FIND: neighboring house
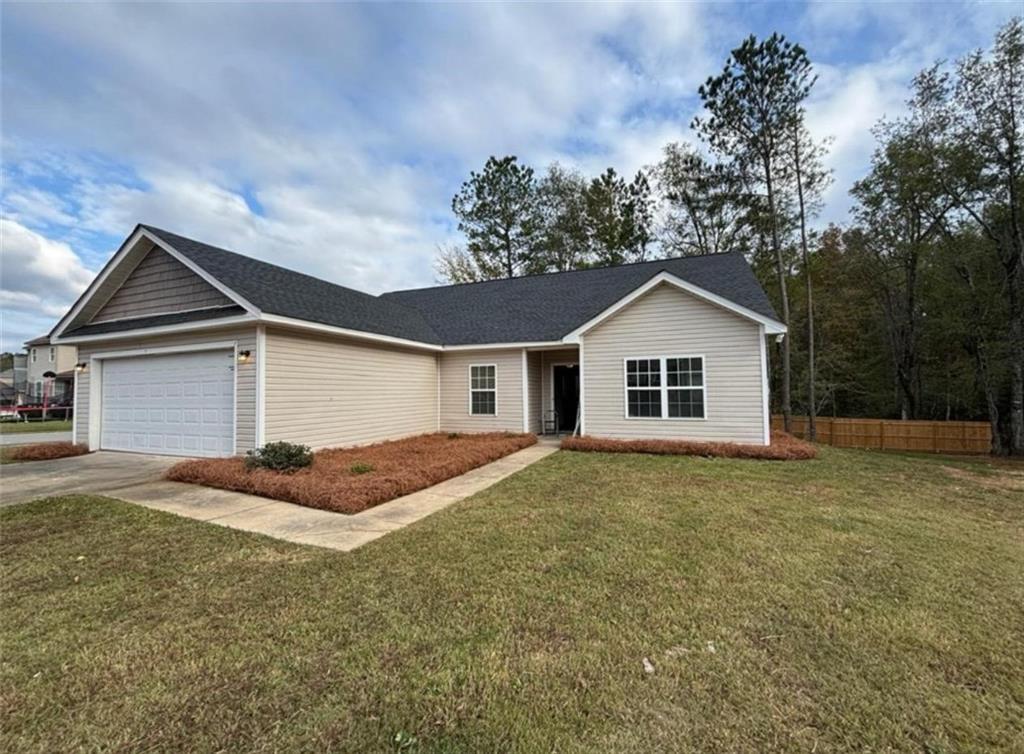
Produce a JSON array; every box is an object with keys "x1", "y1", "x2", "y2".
[
  {"x1": 0, "y1": 353, "x2": 28, "y2": 404},
  {"x1": 24, "y1": 335, "x2": 77, "y2": 402},
  {"x1": 49, "y1": 224, "x2": 786, "y2": 458}
]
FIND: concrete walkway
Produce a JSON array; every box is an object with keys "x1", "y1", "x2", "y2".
[
  {"x1": 3, "y1": 441, "x2": 559, "y2": 549},
  {"x1": 114, "y1": 443, "x2": 558, "y2": 550},
  {"x1": 0, "y1": 431, "x2": 73, "y2": 446}
]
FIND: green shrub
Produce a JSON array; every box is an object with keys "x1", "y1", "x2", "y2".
[
  {"x1": 349, "y1": 462, "x2": 374, "y2": 475},
  {"x1": 245, "y1": 441, "x2": 313, "y2": 472},
  {"x1": 447, "y1": 432, "x2": 460, "y2": 439}
]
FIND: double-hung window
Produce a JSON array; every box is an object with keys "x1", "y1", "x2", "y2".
[
  {"x1": 469, "y1": 364, "x2": 497, "y2": 415},
  {"x1": 625, "y1": 358, "x2": 662, "y2": 417},
  {"x1": 625, "y1": 356, "x2": 705, "y2": 419},
  {"x1": 48, "y1": 347, "x2": 55, "y2": 363}
]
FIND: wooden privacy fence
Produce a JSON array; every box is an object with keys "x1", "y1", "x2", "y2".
[{"x1": 771, "y1": 416, "x2": 991, "y2": 454}]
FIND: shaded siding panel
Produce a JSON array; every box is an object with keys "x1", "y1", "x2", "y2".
[
  {"x1": 438, "y1": 350, "x2": 523, "y2": 433},
  {"x1": 527, "y1": 351, "x2": 542, "y2": 434},
  {"x1": 583, "y1": 283, "x2": 765, "y2": 444},
  {"x1": 264, "y1": 329, "x2": 437, "y2": 449},
  {"x1": 91, "y1": 247, "x2": 232, "y2": 323},
  {"x1": 74, "y1": 327, "x2": 258, "y2": 452}
]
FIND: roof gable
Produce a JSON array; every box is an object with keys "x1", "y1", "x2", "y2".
[{"x1": 91, "y1": 246, "x2": 232, "y2": 323}]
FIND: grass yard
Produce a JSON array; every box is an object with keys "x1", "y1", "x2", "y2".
[
  {"x1": 2, "y1": 447, "x2": 1022, "y2": 752},
  {"x1": 0, "y1": 419, "x2": 72, "y2": 435}
]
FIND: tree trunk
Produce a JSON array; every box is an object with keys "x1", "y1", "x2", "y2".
[
  {"x1": 1008, "y1": 273, "x2": 1024, "y2": 454},
  {"x1": 793, "y1": 129, "x2": 816, "y2": 440},
  {"x1": 764, "y1": 165, "x2": 792, "y2": 432}
]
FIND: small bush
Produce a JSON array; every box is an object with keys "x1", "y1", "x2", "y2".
[
  {"x1": 349, "y1": 462, "x2": 374, "y2": 475},
  {"x1": 244, "y1": 442, "x2": 313, "y2": 472},
  {"x1": 447, "y1": 432, "x2": 460, "y2": 440},
  {"x1": 8, "y1": 442, "x2": 90, "y2": 462},
  {"x1": 561, "y1": 432, "x2": 817, "y2": 461}
]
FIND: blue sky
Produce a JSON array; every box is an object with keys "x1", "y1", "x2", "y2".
[{"x1": 1, "y1": 1, "x2": 1019, "y2": 351}]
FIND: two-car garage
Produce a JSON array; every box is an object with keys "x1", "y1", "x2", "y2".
[{"x1": 98, "y1": 349, "x2": 236, "y2": 457}]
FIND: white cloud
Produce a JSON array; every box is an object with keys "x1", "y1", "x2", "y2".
[{"x1": 0, "y1": 219, "x2": 95, "y2": 349}]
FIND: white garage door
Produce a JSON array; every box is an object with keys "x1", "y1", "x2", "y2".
[{"x1": 101, "y1": 349, "x2": 235, "y2": 457}]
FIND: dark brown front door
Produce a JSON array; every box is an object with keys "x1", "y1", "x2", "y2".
[{"x1": 553, "y1": 364, "x2": 580, "y2": 433}]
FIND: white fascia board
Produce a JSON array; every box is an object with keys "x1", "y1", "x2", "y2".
[
  {"x1": 51, "y1": 226, "x2": 261, "y2": 339},
  {"x1": 51, "y1": 315, "x2": 258, "y2": 344},
  {"x1": 442, "y1": 340, "x2": 566, "y2": 352},
  {"x1": 258, "y1": 314, "x2": 443, "y2": 352},
  {"x1": 561, "y1": 271, "x2": 787, "y2": 342}
]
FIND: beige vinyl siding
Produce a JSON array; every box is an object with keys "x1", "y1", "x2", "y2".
[
  {"x1": 438, "y1": 349, "x2": 524, "y2": 433},
  {"x1": 526, "y1": 351, "x2": 542, "y2": 433},
  {"x1": 583, "y1": 283, "x2": 766, "y2": 444},
  {"x1": 74, "y1": 326, "x2": 258, "y2": 452},
  {"x1": 91, "y1": 247, "x2": 232, "y2": 323},
  {"x1": 263, "y1": 328, "x2": 437, "y2": 450},
  {"x1": 539, "y1": 348, "x2": 579, "y2": 427}
]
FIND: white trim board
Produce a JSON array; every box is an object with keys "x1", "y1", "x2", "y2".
[
  {"x1": 759, "y1": 325, "x2": 771, "y2": 446},
  {"x1": 562, "y1": 272, "x2": 787, "y2": 341},
  {"x1": 52, "y1": 315, "x2": 257, "y2": 345}
]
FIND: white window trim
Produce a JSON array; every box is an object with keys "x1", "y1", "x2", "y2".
[
  {"x1": 31, "y1": 348, "x2": 37, "y2": 363},
  {"x1": 468, "y1": 363, "x2": 498, "y2": 416},
  {"x1": 623, "y1": 355, "x2": 708, "y2": 421},
  {"x1": 48, "y1": 347, "x2": 55, "y2": 363}
]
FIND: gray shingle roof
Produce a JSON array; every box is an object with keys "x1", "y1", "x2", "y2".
[
  {"x1": 382, "y1": 253, "x2": 779, "y2": 345},
  {"x1": 142, "y1": 226, "x2": 443, "y2": 344},
  {"x1": 139, "y1": 225, "x2": 778, "y2": 346}
]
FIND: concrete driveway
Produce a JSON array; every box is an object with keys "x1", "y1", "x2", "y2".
[{"x1": 0, "y1": 451, "x2": 182, "y2": 507}]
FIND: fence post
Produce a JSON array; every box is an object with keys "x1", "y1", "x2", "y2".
[{"x1": 880, "y1": 421, "x2": 886, "y2": 451}]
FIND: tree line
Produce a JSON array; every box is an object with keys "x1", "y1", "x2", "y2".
[{"x1": 439, "y1": 19, "x2": 1023, "y2": 455}]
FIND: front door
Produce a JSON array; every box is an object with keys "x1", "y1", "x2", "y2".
[{"x1": 553, "y1": 364, "x2": 580, "y2": 433}]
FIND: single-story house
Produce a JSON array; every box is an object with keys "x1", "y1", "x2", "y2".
[{"x1": 49, "y1": 224, "x2": 786, "y2": 457}]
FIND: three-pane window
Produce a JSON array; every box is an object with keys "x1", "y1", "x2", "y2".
[
  {"x1": 469, "y1": 364, "x2": 497, "y2": 415},
  {"x1": 625, "y1": 356, "x2": 705, "y2": 419}
]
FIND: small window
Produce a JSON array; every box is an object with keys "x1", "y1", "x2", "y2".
[
  {"x1": 625, "y1": 356, "x2": 705, "y2": 419},
  {"x1": 469, "y1": 364, "x2": 496, "y2": 415},
  {"x1": 31, "y1": 348, "x2": 37, "y2": 363},
  {"x1": 48, "y1": 347, "x2": 55, "y2": 362}
]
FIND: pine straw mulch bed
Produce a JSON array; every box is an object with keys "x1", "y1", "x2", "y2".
[
  {"x1": 166, "y1": 432, "x2": 538, "y2": 515},
  {"x1": 5, "y1": 442, "x2": 90, "y2": 462},
  {"x1": 561, "y1": 432, "x2": 817, "y2": 460}
]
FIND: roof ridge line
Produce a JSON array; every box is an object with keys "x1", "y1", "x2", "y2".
[{"x1": 381, "y1": 251, "x2": 742, "y2": 296}]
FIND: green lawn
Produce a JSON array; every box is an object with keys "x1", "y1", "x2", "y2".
[
  {"x1": 2, "y1": 448, "x2": 1022, "y2": 752},
  {"x1": 0, "y1": 419, "x2": 72, "y2": 435}
]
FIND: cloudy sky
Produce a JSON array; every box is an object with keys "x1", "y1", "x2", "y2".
[{"x1": 1, "y1": 1, "x2": 1018, "y2": 351}]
